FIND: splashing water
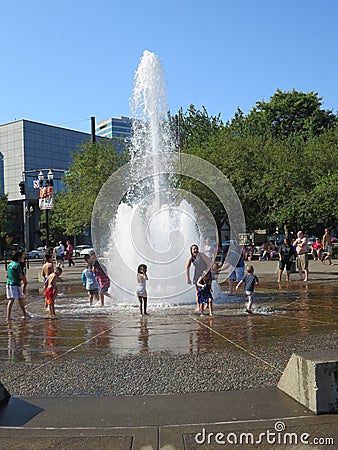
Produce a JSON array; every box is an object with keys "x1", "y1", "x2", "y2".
[{"x1": 92, "y1": 50, "x2": 217, "y2": 306}]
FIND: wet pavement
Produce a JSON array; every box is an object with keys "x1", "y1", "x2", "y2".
[
  {"x1": 0, "y1": 261, "x2": 336, "y2": 363},
  {"x1": 0, "y1": 259, "x2": 337, "y2": 448}
]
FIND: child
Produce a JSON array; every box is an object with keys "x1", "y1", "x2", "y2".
[
  {"x1": 6, "y1": 251, "x2": 30, "y2": 321},
  {"x1": 42, "y1": 253, "x2": 55, "y2": 308},
  {"x1": 19, "y1": 250, "x2": 28, "y2": 297},
  {"x1": 82, "y1": 263, "x2": 99, "y2": 305},
  {"x1": 196, "y1": 269, "x2": 213, "y2": 316},
  {"x1": 136, "y1": 264, "x2": 148, "y2": 316},
  {"x1": 92, "y1": 261, "x2": 111, "y2": 307},
  {"x1": 236, "y1": 265, "x2": 258, "y2": 314},
  {"x1": 45, "y1": 267, "x2": 62, "y2": 317}
]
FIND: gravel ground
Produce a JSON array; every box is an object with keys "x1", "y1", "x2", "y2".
[{"x1": 1, "y1": 330, "x2": 336, "y2": 397}]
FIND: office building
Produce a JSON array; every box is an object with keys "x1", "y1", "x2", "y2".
[
  {"x1": 0, "y1": 119, "x2": 93, "y2": 249},
  {"x1": 96, "y1": 116, "x2": 132, "y2": 151}
]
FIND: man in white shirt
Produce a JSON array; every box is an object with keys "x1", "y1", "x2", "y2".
[{"x1": 294, "y1": 231, "x2": 309, "y2": 281}]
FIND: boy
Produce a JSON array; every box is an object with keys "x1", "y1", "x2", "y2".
[
  {"x1": 6, "y1": 251, "x2": 30, "y2": 321},
  {"x1": 235, "y1": 265, "x2": 259, "y2": 314},
  {"x1": 42, "y1": 253, "x2": 55, "y2": 308},
  {"x1": 45, "y1": 267, "x2": 62, "y2": 317},
  {"x1": 82, "y1": 262, "x2": 99, "y2": 305}
]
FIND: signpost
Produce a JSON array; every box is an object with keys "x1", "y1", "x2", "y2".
[{"x1": 20, "y1": 169, "x2": 64, "y2": 249}]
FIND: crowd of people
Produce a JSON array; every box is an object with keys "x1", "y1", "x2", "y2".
[
  {"x1": 4, "y1": 228, "x2": 336, "y2": 321},
  {"x1": 4, "y1": 239, "x2": 112, "y2": 321}
]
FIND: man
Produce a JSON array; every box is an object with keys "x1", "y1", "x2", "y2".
[
  {"x1": 294, "y1": 231, "x2": 309, "y2": 281},
  {"x1": 321, "y1": 228, "x2": 333, "y2": 265},
  {"x1": 53, "y1": 242, "x2": 62, "y2": 267}
]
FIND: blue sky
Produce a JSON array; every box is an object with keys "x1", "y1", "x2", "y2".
[{"x1": 1, "y1": 0, "x2": 337, "y2": 133}]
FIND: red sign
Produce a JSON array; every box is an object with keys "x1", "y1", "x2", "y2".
[{"x1": 39, "y1": 186, "x2": 54, "y2": 209}]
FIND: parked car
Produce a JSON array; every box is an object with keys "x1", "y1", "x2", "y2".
[
  {"x1": 79, "y1": 247, "x2": 95, "y2": 257},
  {"x1": 75, "y1": 245, "x2": 91, "y2": 257},
  {"x1": 27, "y1": 247, "x2": 45, "y2": 259}
]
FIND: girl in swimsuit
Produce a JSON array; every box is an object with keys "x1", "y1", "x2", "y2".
[{"x1": 136, "y1": 264, "x2": 148, "y2": 316}]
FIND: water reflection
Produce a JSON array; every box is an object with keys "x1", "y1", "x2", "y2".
[
  {"x1": 44, "y1": 319, "x2": 58, "y2": 357},
  {"x1": 194, "y1": 317, "x2": 215, "y2": 352},
  {"x1": 0, "y1": 279, "x2": 337, "y2": 363},
  {"x1": 138, "y1": 318, "x2": 149, "y2": 352},
  {"x1": 7, "y1": 321, "x2": 28, "y2": 363}
]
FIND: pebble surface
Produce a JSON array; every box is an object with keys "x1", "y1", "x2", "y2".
[{"x1": 1, "y1": 331, "x2": 335, "y2": 397}]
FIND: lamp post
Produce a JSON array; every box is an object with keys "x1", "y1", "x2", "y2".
[
  {"x1": 38, "y1": 170, "x2": 54, "y2": 248},
  {"x1": 21, "y1": 168, "x2": 63, "y2": 250},
  {"x1": 25, "y1": 205, "x2": 34, "y2": 250}
]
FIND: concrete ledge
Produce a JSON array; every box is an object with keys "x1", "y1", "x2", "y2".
[
  {"x1": 0, "y1": 381, "x2": 10, "y2": 407},
  {"x1": 278, "y1": 350, "x2": 338, "y2": 414}
]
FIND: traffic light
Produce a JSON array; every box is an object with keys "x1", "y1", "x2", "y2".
[{"x1": 19, "y1": 181, "x2": 26, "y2": 195}]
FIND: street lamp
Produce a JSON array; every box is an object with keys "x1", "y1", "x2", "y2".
[
  {"x1": 47, "y1": 169, "x2": 54, "y2": 186},
  {"x1": 22, "y1": 168, "x2": 63, "y2": 250},
  {"x1": 38, "y1": 169, "x2": 54, "y2": 247},
  {"x1": 25, "y1": 205, "x2": 34, "y2": 262},
  {"x1": 38, "y1": 171, "x2": 44, "y2": 187}
]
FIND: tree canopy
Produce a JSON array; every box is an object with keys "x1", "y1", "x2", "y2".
[
  {"x1": 229, "y1": 89, "x2": 337, "y2": 140},
  {"x1": 172, "y1": 90, "x2": 338, "y2": 237}
]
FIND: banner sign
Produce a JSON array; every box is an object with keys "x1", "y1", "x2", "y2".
[{"x1": 39, "y1": 186, "x2": 54, "y2": 210}]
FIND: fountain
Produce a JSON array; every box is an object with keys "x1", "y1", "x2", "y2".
[{"x1": 91, "y1": 50, "x2": 245, "y2": 306}]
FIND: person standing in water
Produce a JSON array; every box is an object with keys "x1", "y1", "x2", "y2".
[
  {"x1": 136, "y1": 264, "x2": 148, "y2": 316},
  {"x1": 45, "y1": 267, "x2": 62, "y2": 318},
  {"x1": 18, "y1": 250, "x2": 28, "y2": 297},
  {"x1": 82, "y1": 262, "x2": 99, "y2": 306},
  {"x1": 92, "y1": 260, "x2": 111, "y2": 307},
  {"x1": 6, "y1": 251, "x2": 30, "y2": 321},
  {"x1": 186, "y1": 244, "x2": 211, "y2": 307},
  {"x1": 294, "y1": 231, "x2": 309, "y2": 281},
  {"x1": 196, "y1": 269, "x2": 213, "y2": 316},
  {"x1": 236, "y1": 265, "x2": 259, "y2": 314},
  {"x1": 42, "y1": 253, "x2": 55, "y2": 309}
]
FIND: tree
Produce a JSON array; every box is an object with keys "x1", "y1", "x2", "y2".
[
  {"x1": 169, "y1": 105, "x2": 223, "y2": 149},
  {"x1": 229, "y1": 89, "x2": 337, "y2": 140},
  {"x1": 174, "y1": 105, "x2": 338, "y2": 238},
  {"x1": 52, "y1": 141, "x2": 128, "y2": 237},
  {"x1": 0, "y1": 194, "x2": 9, "y2": 253}
]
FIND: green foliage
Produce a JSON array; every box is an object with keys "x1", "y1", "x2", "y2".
[
  {"x1": 170, "y1": 105, "x2": 223, "y2": 149},
  {"x1": 229, "y1": 89, "x2": 337, "y2": 140},
  {"x1": 0, "y1": 194, "x2": 9, "y2": 237},
  {"x1": 172, "y1": 94, "x2": 338, "y2": 238},
  {"x1": 52, "y1": 141, "x2": 128, "y2": 237}
]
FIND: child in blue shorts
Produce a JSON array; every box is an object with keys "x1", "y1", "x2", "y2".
[{"x1": 235, "y1": 265, "x2": 259, "y2": 313}]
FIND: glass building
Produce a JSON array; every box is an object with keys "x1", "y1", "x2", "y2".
[
  {"x1": 96, "y1": 116, "x2": 132, "y2": 152},
  {"x1": 0, "y1": 119, "x2": 93, "y2": 249}
]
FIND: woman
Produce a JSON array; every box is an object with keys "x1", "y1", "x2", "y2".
[
  {"x1": 186, "y1": 244, "x2": 211, "y2": 307},
  {"x1": 277, "y1": 238, "x2": 295, "y2": 282},
  {"x1": 65, "y1": 240, "x2": 75, "y2": 267}
]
